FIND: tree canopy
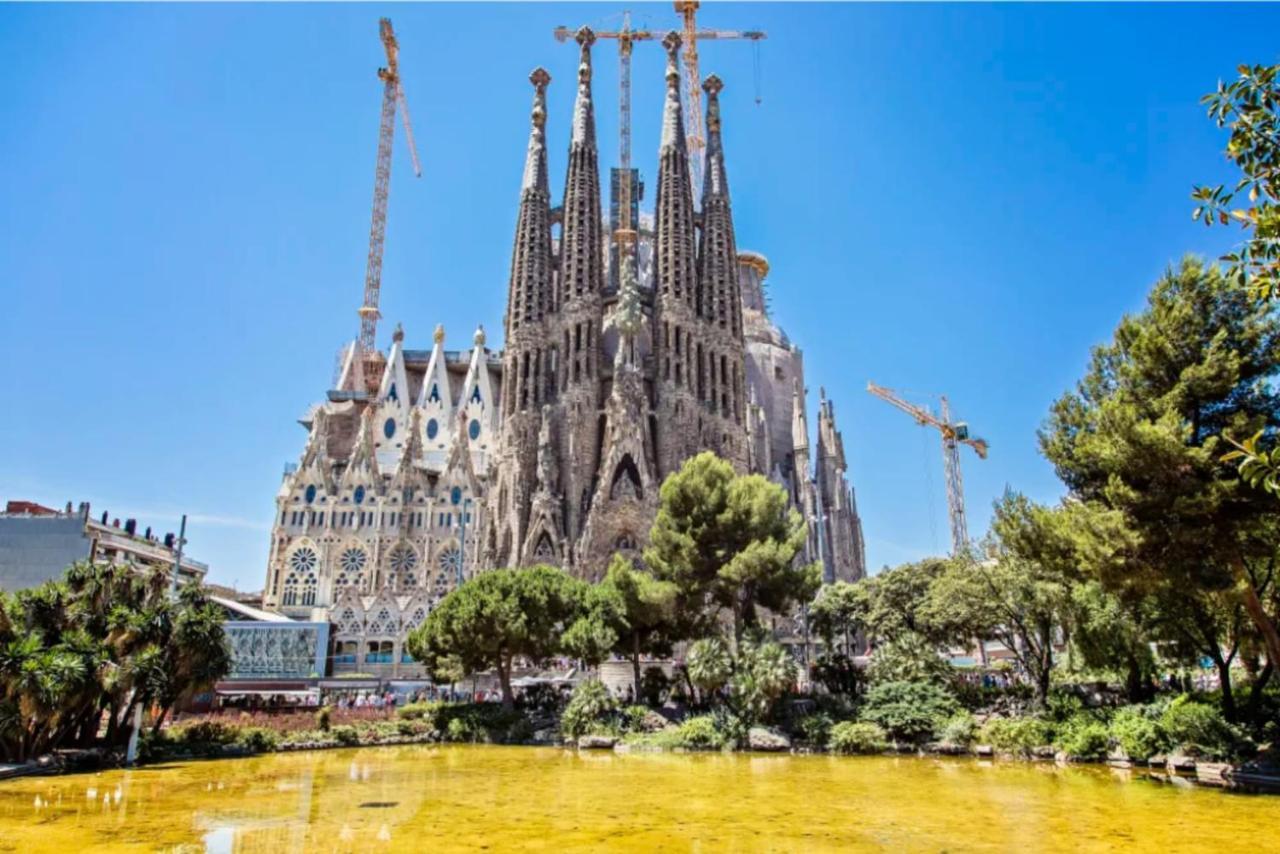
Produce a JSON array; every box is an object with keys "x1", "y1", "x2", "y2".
[
  {"x1": 644, "y1": 452, "x2": 819, "y2": 641},
  {"x1": 405, "y1": 565, "x2": 588, "y2": 708},
  {"x1": 1040, "y1": 256, "x2": 1280, "y2": 688}
]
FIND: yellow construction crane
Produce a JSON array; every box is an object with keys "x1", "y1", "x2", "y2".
[
  {"x1": 357, "y1": 18, "x2": 422, "y2": 388},
  {"x1": 554, "y1": 4, "x2": 764, "y2": 215},
  {"x1": 866, "y1": 381, "x2": 989, "y2": 557},
  {"x1": 674, "y1": 1, "x2": 766, "y2": 197}
]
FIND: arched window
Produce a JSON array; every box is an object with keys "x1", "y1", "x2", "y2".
[{"x1": 336, "y1": 547, "x2": 367, "y2": 588}]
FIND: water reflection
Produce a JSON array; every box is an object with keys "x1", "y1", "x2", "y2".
[{"x1": 0, "y1": 746, "x2": 1275, "y2": 852}]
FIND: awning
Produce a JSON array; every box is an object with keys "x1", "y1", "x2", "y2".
[{"x1": 216, "y1": 689, "x2": 318, "y2": 698}]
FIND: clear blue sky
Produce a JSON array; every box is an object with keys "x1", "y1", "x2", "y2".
[{"x1": 2, "y1": 3, "x2": 1275, "y2": 590}]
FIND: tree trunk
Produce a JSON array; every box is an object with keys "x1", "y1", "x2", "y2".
[
  {"x1": 151, "y1": 705, "x2": 171, "y2": 736},
  {"x1": 498, "y1": 655, "x2": 514, "y2": 710},
  {"x1": 1213, "y1": 653, "x2": 1237, "y2": 722},
  {"x1": 1234, "y1": 555, "x2": 1280, "y2": 671},
  {"x1": 632, "y1": 634, "x2": 643, "y2": 703},
  {"x1": 1247, "y1": 661, "x2": 1274, "y2": 721}
]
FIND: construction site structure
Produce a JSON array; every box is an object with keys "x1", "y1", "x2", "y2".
[
  {"x1": 554, "y1": 4, "x2": 764, "y2": 210},
  {"x1": 866, "y1": 381, "x2": 989, "y2": 556},
  {"x1": 356, "y1": 18, "x2": 422, "y2": 391}
]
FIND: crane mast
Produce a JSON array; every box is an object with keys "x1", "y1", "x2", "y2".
[
  {"x1": 554, "y1": 6, "x2": 763, "y2": 219},
  {"x1": 357, "y1": 18, "x2": 421, "y2": 386},
  {"x1": 866, "y1": 381, "x2": 989, "y2": 557}
]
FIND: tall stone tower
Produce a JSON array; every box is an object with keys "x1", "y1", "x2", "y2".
[
  {"x1": 814, "y1": 390, "x2": 867, "y2": 582},
  {"x1": 554, "y1": 27, "x2": 606, "y2": 551},
  {"x1": 491, "y1": 65, "x2": 558, "y2": 568},
  {"x1": 651, "y1": 34, "x2": 746, "y2": 475}
]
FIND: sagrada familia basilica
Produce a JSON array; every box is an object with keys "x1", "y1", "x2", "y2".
[{"x1": 262, "y1": 31, "x2": 865, "y2": 673}]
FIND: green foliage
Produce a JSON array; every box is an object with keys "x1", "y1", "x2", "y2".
[
  {"x1": 433, "y1": 703, "x2": 529, "y2": 744},
  {"x1": 865, "y1": 635, "x2": 951, "y2": 686},
  {"x1": 1040, "y1": 257, "x2": 1280, "y2": 706},
  {"x1": 859, "y1": 681, "x2": 958, "y2": 744},
  {"x1": 315, "y1": 707, "x2": 331, "y2": 732},
  {"x1": 829, "y1": 721, "x2": 888, "y2": 755},
  {"x1": 812, "y1": 652, "x2": 862, "y2": 699},
  {"x1": 639, "y1": 666, "x2": 670, "y2": 708},
  {"x1": 330, "y1": 725, "x2": 360, "y2": 746},
  {"x1": 644, "y1": 452, "x2": 820, "y2": 640},
  {"x1": 236, "y1": 727, "x2": 279, "y2": 753},
  {"x1": 1222, "y1": 431, "x2": 1280, "y2": 498},
  {"x1": 1053, "y1": 714, "x2": 1110, "y2": 760},
  {"x1": 671, "y1": 714, "x2": 728, "y2": 750},
  {"x1": 560, "y1": 680, "x2": 616, "y2": 739},
  {"x1": 794, "y1": 712, "x2": 834, "y2": 748},
  {"x1": 173, "y1": 719, "x2": 240, "y2": 745},
  {"x1": 1193, "y1": 63, "x2": 1280, "y2": 300},
  {"x1": 938, "y1": 712, "x2": 978, "y2": 748},
  {"x1": 729, "y1": 634, "x2": 797, "y2": 724},
  {"x1": 569, "y1": 557, "x2": 677, "y2": 686},
  {"x1": 396, "y1": 701, "x2": 443, "y2": 723},
  {"x1": 405, "y1": 565, "x2": 590, "y2": 707},
  {"x1": 0, "y1": 560, "x2": 231, "y2": 763},
  {"x1": 686, "y1": 636, "x2": 732, "y2": 697},
  {"x1": 1160, "y1": 695, "x2": 1237, "y2": 758},
  {"x1": 979, "y1": 718, "x2": 1053, "y2": 756},
  {"x1": 809, "y1": 581, "x2": 870, "y2": 653},
  {"x1": 1110, "y1": 707, "x2": 1167, "y2": 761}
]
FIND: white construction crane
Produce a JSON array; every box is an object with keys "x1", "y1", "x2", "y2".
[
  {"x1": 356, "y1": 18, "x2": 422, "y2": 387},
  {"x1": 866, "y1": 381, "x2": 990, "y2": 556}
]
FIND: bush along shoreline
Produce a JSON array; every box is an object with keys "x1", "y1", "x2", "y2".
[{"x1": 122, "y1": 680, "x2": 1280, "y2": 795}]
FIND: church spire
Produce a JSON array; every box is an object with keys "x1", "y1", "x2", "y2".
[
  {"x1": 654, "y1": 32, "x2": 697, "y2": 311},
  {"x1": 560, "y1": 27, "x2": 603, "y2": 306},
  {"x1": 505, "y1": 68, "x2": 554, "y2": 337},
  {"x1": 697, "y1": 74, "x2": 742, "y2": 338}
]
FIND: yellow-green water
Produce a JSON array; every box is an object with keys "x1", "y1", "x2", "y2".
[{"x1": 1, "y1": 746, "x2": 1277, "y2": 852}]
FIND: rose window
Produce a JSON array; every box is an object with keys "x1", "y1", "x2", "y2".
[
  {"x1": 289, "y1": 547, "x2": 319, "y2": 574},
  {"x1": 336, "y1": 548, "x2": 367, "y2": 587},
  {"x1": 437, "y1": 547, "x2": 462, "y2": 581},
  {"x1": 389, "y1": 545, "x2": 418, "y2": 575}
]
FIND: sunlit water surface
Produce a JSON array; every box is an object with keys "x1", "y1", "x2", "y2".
[{"x1": 1, "y1": 745, "x2": 1277, "y2": 852}]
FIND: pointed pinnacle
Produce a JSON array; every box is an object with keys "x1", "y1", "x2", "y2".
[{"x1": 662, "y1": 31, "x2": 682, "y2": 87}]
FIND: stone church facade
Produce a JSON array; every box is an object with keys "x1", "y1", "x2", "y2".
[{"x1": 262, "y1": 30, "x2": 864, "y2": 671}]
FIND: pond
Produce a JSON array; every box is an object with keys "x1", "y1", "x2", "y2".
[{"x1": 1, "y1": 746, "x2": 1276, "y2": 852}]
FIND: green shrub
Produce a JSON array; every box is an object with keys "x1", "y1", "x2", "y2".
[
  {"x1": 315, "y1": 707, "x2": 332, "y2": 732},
  {"x1": 1110, "y1": 707, "x2": 1166, "y2": 761},
  {"x1": 174, "y1": 720, "x2": 239, "y2": 745},
  {"x1": 560, "y1": 680, "x2": 616, "y2": 739},
  {"x1": 1160, "y1": 695, "x2": 1235, "y2": 758},
  {"x1": 397, "y1": 701, "x2": 444, "y2": 725},
  {"x1": 673, "y1": 715, "x2": 728, "y2": 750},
  {"x1": 445, "y1": 718, "x2": 469, "y2": 742},
  {"x1": 830, "y1": 721, "x2": 888, "y2": 755},
  {"x1": 938, "y1": 712, "x2": 978, "y2": 748},
  {"x1": 796, "y1": 712, "x2": 834, "y2": 748},
  {"x1": 1054, "y1": 715, "x2": 1110, "y2": 760},
  {"x1": 979, "y1": 717, "x2": 1052, "y2": 756},
  {"x1": 860, "y1": 681, "x2": 958, "y2": 744},
  {"x1": 236, "y1": 727, "x2": 279, "y2": 753},
  {"x1": 505, "y1": 717, "x2": 534, "y2": 744},
  {"x1": 640, "y1": 667, "x2": 671, "y2": 707},
  {"x1": 331, "y1": 725, "x2": 360, "y2": 746}
]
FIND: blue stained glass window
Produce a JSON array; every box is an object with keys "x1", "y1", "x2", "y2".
[
  {"x1": 426, "y1": 418, "x2": 439, "y2": 440},
  {"x1": 470, "y1": 385, "x2": 482, "y2": 404},
  {"x1": 468, "y1": 419, "x2": 481, "y2": 440},
  {"x1": 450, "y1": 486, "x2": 462, "y2": 506},
  {"x1": 428, "y1": 384, "x2": 440, "y2": 403},
  {"x1": 383, "y1": 418, "x2": 396, "y2": 439},
  {"x1": 305, "y1": 484, "x2": 317, "y2": 504},
  {"x1": 354, "y1": 486, "x2": 366, "y2": 505},
  {"x1": 387, "y1": 383, "x2": 398, "y2": 402}
]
